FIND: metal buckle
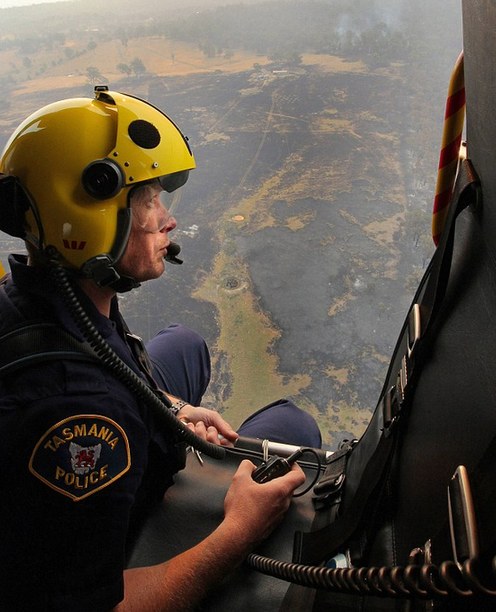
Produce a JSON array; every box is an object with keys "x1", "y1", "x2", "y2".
[
  {"x1": 399, "y1": 355, "x2": 408, "y2": 401},
  {"x1": 382, "y1": 305, "x2": 422, "y2": 437},
  {"x1": 407, "y1": 303, "x2": 422, "y2": 358},
  {"x1": 399, "y1": 304, "x2": 422, "y2": 398},
  {"x1": 382, "y1": 385, "x2": 401, "y2": 436},
  {"x1": 448, "y1": 465, "x2": 479, "y2": 569},
  {"x1": 312, "y1": 473, "x2": 346, "y2": 511}
]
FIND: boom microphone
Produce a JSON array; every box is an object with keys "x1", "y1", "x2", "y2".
[{"x1": 164, "y1": 241, "x2": 183, "y2": 265}]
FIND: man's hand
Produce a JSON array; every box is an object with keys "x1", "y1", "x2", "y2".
[
  {"x1": 118, "y1": 457, "x2": 305, "y2": 612},
  {"x1": 223, "y1": 460, "x2": 306, "y2": 547},
  {"x1": 176, "y1": 404, "x2": 238, "y2": 446}
]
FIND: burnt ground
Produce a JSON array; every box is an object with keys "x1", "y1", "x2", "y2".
[
  {"x1": 119, "y1": 64, "x2": 439, "y2": 448},
  {"x1": 0, "y1": 62, "x2": 443, "y2": 449}
]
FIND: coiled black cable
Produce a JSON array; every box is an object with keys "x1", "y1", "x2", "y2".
[
  {"x1": 48, "y1": 259, "x2": 225, "y2": 460},
  {"x1": 245, "y1": 553, "x2": 496, "y2": 599}
]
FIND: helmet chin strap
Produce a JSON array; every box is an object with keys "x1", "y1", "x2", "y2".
[
  {"x1": 44, "y1": 246, "x2": 140, "y2": 294},
  {"x1": 107, "y1": 274, "x2": 141, "y2": 293}
]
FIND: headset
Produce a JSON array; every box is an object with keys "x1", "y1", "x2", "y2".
[{"x1": 0, "y1": 173, "x2": 32, "y2": 239}]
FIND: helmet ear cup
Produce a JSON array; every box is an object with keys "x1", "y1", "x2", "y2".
[
  {"x1": 82, "y1": 158, "x2": 124, "y2": 200},
  {"x1": 0, "y1": 174, "x2": 30, "y2": 239}
]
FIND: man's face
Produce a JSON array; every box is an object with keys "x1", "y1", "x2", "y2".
[{"x1": 117, "y1": 182, "x2": 177, "y2": 282}]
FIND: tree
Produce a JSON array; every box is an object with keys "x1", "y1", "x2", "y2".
[
  {"x1": 86, "y1": 66, "x2": 107, "y2": 85},
  {"x1": 130, "y1": 57, "x2": 146, "y2": 78},
  {"x1": 117, "y1": 63, "x2": 132, "y2": 77}
]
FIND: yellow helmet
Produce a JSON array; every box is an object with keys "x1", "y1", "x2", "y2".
[{"x1": 0, "y1": 86, "x2": 195, "y2": 286}]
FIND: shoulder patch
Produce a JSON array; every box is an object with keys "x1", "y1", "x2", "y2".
[{"x1": 29, "y1": 414, "x2": 131, "y2": 502}]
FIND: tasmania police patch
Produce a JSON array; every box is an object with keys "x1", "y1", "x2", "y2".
[{"x1": 29, "y1": 414, "x2": 131, "y2": 501}]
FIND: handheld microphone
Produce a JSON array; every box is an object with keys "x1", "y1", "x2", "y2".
[{"x1": 164, "y1": 241, "x2": 183, "y2": 265}]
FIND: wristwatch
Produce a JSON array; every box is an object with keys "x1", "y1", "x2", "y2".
[{"x1": 170, "y1": 399, "x2": 188, "y2": 415}]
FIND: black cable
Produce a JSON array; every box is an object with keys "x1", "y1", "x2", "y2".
[
  {"x1": 48, "y1": 259, "x2": 225, "y2": 460},
  {"x1": 245, "y1": 553, "x2": 496, "y2": 599},
  {"x1": 292, "y1": 447, "x2": 322, "y2": 497}
]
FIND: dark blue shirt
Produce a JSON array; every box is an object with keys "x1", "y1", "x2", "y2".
[{"x1": 0, "y1": 255, "x2": 178, "y2": 611}]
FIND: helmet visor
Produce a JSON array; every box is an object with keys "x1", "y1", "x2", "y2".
[
  {"x1": 129, "y1": 182, "x2": 180, "y2": 233},
  {"x1": 158, "y1": 169, "x2": 190, "y2": 193}
]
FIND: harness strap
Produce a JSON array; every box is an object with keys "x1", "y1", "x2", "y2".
[
  {"x1": 293, "y1": 158, "x2": 480, "y2": 566},
  {"x1": 0, "y1": 322, "x2": 98, "y2": 376},
  {"x1": 311, "y1": 440, "x2": 355, "y2": 512}
]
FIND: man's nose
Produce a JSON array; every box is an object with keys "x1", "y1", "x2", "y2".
[{"x1": 162, "y1": 214, "x2": 177, "y2": 232}]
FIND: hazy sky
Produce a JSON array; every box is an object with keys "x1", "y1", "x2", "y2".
[{"x1": 0, "y1": 0, "x2": 70, "y2": 7}]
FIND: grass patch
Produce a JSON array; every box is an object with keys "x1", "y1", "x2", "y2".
[{"x1": 194, "y1": 247, "x2": 310, "y2": 429}]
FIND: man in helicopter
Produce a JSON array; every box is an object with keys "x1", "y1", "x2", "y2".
[{"x1": 0, "y1": 87, "x2": 319, "y2": 610}]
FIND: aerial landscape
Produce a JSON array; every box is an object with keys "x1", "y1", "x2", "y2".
[{"x1": 0, "y1": 0, "x2": 463, "y2": 448}]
